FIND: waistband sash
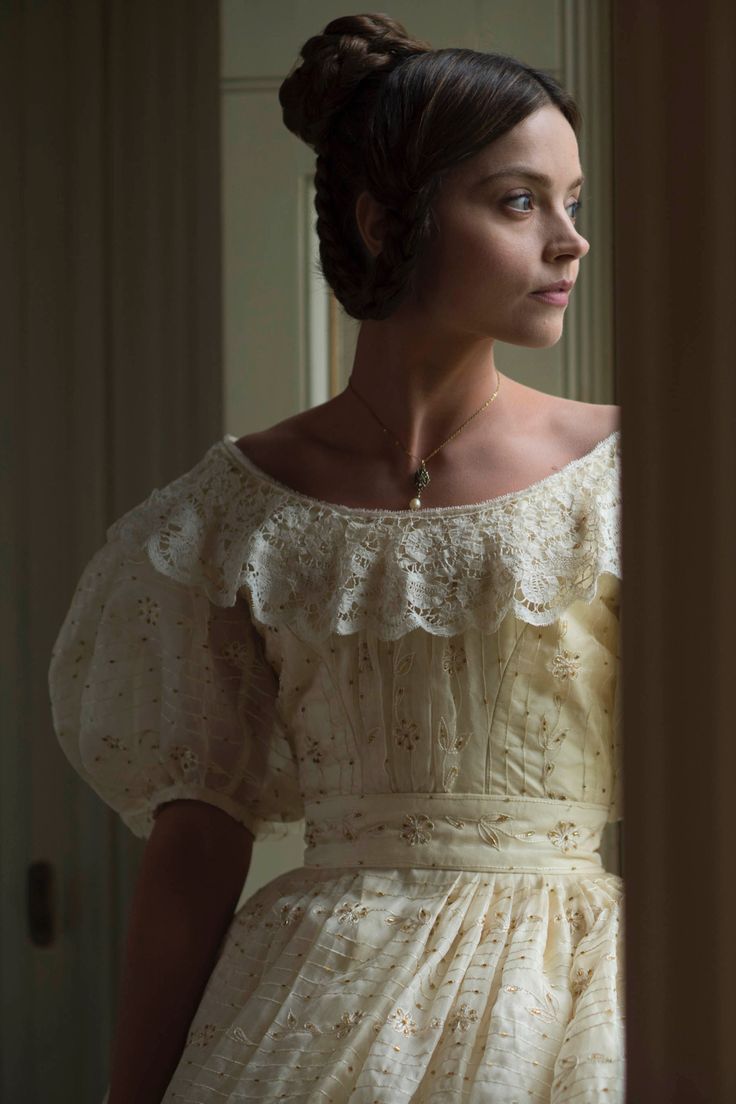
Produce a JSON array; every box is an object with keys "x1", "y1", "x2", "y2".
[{"x1": 303, "y1": 793, "x2": 609, "y2": 873}]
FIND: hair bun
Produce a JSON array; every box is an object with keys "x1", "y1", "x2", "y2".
[{"x1": 279, "y1": 13, "x2": 432, "y2": 150}]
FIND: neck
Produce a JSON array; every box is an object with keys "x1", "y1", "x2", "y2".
[{"x1": 345, "y1": 317, "x2": 506, "y2": 460}]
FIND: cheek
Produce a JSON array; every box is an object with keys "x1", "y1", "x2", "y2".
[{"x1": 416, "y1": 217, "x2": 528, "y2": 302}]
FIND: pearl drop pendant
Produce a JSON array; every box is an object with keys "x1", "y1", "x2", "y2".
[{"x1": 410, "y1": 461, "x2": 430, "y2": 511}]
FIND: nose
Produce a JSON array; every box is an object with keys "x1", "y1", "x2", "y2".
[
  {"x1": 547, "y1": 221, "x2": 590, "y2": 264},
  {"x1": 571, "y1": 229, "x2": 591, "y2": 259}
]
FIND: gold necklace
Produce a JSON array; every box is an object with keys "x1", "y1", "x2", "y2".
[{"x1": 347, "y1": 368, "x2": 501, "y2": 510}]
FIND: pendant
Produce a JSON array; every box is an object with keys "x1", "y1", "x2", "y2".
[
  {"x1": 409, "y1": 461, "x2": 430, "y2": 510},
  {"x1": 414, "y1": 461, "x2": 430, "y2": 493}
]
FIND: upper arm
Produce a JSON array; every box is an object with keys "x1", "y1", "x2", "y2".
[{"x1": 151, "y1": 799, "x2": 255, "y2": 884}]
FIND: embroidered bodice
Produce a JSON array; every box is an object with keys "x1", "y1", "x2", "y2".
[{"x1": 48, "y1": 429, "x2": 623, "y2": 849}]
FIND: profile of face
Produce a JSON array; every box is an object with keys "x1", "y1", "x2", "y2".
[{"x1": 360, "y1": 102, "x2": 590, "y2": 346}]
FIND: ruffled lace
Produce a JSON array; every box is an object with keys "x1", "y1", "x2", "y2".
[{"x1": 106, "y1": 430, "x2": 621, "y2": 644}]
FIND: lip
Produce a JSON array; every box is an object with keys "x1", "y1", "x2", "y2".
[
  {"x1": 533, "y1": 279, "x2": 574, "y2": 293},
  {"x1": 530, "y1": 289, "x2": 570, "y2": 306}
]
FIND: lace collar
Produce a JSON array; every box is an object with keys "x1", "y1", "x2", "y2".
[{"x1": 107, "y1": 430, "x2": 621, "y2": 642}]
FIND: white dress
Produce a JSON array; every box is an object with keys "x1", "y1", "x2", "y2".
[{"x1": 48, "y1": 429, "x2": 625, "y2": 1103}]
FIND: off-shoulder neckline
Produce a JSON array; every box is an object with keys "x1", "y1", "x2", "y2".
[{"x1": 219, "y1": 429, "x2": 620, "y2": 520}]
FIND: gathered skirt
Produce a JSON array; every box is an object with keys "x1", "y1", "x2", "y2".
[{"x1": 158, "y1": 862, "x2": 625, "y2": 1103}]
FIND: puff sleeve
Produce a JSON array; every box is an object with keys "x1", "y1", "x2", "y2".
[{"x1": 48, "y1": 536, "x2": 305, "y2": 842}]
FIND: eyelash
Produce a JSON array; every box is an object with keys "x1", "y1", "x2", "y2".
[{"x1": 504, "y1": 191, "x2": 584, "y2": 222}]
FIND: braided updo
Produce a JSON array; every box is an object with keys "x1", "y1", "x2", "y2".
[{"x1": 279, "y1": 13, "x2": 581, "y2": 321}]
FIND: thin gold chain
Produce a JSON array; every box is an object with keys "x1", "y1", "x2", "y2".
[{"x1": 347, "y1": 368, "x2": 501, "y2": 464}]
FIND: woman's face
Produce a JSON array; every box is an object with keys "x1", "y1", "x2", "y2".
[{"x1": 409, "y1": 103, "x2": 590, "y2": 347}]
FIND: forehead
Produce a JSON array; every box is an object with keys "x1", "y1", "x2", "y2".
[{"x1": 454, "y1": 104, "x2": 582, "y2": 185}]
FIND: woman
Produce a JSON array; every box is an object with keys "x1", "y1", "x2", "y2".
[{"x1": 48, "y1": 13, "x2": 624, "y2": 1103}]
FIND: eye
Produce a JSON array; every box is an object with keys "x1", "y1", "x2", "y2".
[{"x1": 504, "y1": 191, "x2": 584, "y2": 222}]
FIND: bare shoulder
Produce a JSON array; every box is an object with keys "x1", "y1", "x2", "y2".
[
  {"x1": 549, "y1": 393, "x2": 620, "y2": 456},
  {"x1": 505, "y1": 375, "x2": 619, "y2": 459},
  {"x1": 233, "y1": 408, "x2": 332, "y2": 486}
]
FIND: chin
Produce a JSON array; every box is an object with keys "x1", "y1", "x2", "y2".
[{"x1": 496, "y1": 326, "x2": 565, "y2": 350}]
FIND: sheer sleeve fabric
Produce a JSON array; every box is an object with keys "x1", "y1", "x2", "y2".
[{"x1": 48, "y1": 539, "x2": 304, "y2": 842}]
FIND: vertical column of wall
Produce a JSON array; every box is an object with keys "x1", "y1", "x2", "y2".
[{"x1": 612, "y1": 3, "x2": 736, "y2": 1100}]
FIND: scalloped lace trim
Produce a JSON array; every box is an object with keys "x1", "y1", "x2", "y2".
[{"x1": 106, "y1": 430, "x2": 621, "y2": 642}]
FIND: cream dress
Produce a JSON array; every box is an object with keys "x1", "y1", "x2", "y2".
[{"x1": 48, "y1": 429, "x2": 624, "y2": 1104}]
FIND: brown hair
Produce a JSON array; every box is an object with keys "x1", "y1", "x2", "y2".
[{"x1": 279, "y1": 13, "x2": 581, "y2": 321}]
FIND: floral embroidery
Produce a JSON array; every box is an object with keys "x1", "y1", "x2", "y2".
[
  {"x1": 264, "y1": 903, "x2": 304, "y2": 929},
  {"x1": 268, "y1": 1011, "x2": 299, "y2": 1039},
  {"x1": 305, "y1": 806, "x2": 602, "y2": 865},
  {"x1": 220, "y1": 639, "x2": 252, "y2": 670},
  {"x1": 442, "y1": 640, "x2": 467, "y2": 674},
  {"x1": 357, "y1": 640, "x2": 374, "y2": 674},
  {"x1": 477, "y1": 814, "x2": 535, "y2": 850},
  {"x1": 401, "y1": 814, "x2": 434, "y2": 845},
  {"x1": 437, "y1": 721, "x2": 468, "y2": 753},
  {"x1": 385, "y1": 906, "x2": 431, "y2": 933},
  {"x1": 571, "y1": 966, "x2": 594, "y2": 998},
  {"x1": 338, "y1": 816, "x2": 361, "y2": 841},
  {"x1": 136, "y1": 595, "x2": 160, "y2": 625},
  {"x1": 539, "y1": 718, "x2": 567, "y2": 752},
  {"x1": 447, "y1": 1003, "x2": 479, "y2": 1032},
  {"x1": 394, "y1": 651, "x2": 416, "y2": 677},
  {"x1": 305, "y1": 736, "x2": 325, "y2": 764},
  {"x1": 549, "y1": 649, "x2": 582, "y2": 679},
  {"x1": 556, "y1": 1052, "x2": 618, "y2": 1075},
  {"x1": 267, "y1": 1007, "x2": 366, "y2": 1041},
  {"x1": 236, "y1": 901, "x2": 265, "y2": 933},
  {"x1": 334, "y1": 1010, "x2": 365, "y2": 1038},
  {"x1": 527, "y1": 989, "x2": 561, "y2": 1023},
  {"x1": 167, "y1": 744, "x2": 199, "y2": 772},
  {"x1": 304, "y1": 811, "x2": 386, "y2": 851},
  {"x1": 394, "y1": 719, "x2": 420, "y2": 750},
  {"x1": 548, "y1": 821, "x2": 581, "y2": 853},
  {"x1": 187, "y1": 1022, "x2": 217, "y2": 1046},
  {"x1": 482, "y1": 912, "x2": 521, "y2": 938},
  {"x1": 437, "y1": 717, "x2": 469, "y2": 793},
  {"x1": 442, "y1": 764, "x2": 459, "y2": 790},
  {"x1": 334, "y1": 901, "x2": 369, "y2": 924},
  {"x1": 388, "y1": 1007, "x2": 418, "y2": 1036}
]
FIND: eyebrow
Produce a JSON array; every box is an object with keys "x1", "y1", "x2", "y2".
[{"x1": 478, "y1": 166, "x2": 585, "y2": 189}]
